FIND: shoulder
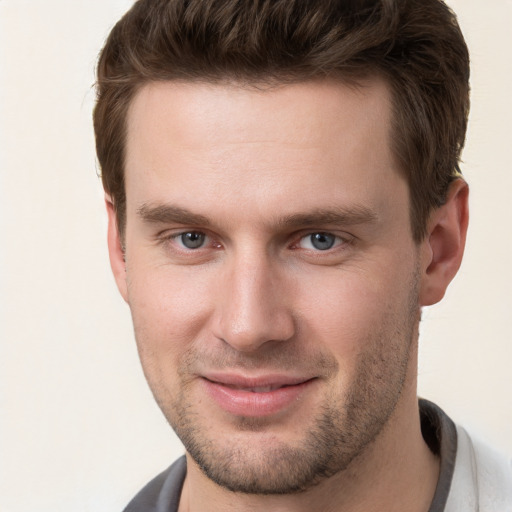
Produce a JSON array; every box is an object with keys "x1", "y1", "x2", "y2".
[
  {"x1": 445, "y1": 426, "x2": 512, "y2": 511},
  {"x1": 123, "y1": 456, "x2": 187, "y2": 512}
]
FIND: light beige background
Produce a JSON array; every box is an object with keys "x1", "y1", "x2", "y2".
[{"x1": 0, "y1": 1, "x2": 511, "y2": 510}]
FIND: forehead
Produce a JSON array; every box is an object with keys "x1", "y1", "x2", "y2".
[
  {"x1": 125, "y1": 78, "x2": 392, "y2": 160},
  {"x1": 124, "y1": 78, "x2": 407, "y2": 230}
]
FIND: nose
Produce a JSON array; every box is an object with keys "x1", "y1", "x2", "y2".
[{"x1": 212, "y1": 252, "x2": 296, "y2": 353}]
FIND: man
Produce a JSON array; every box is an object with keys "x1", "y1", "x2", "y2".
[{"x1": 93, "y1": 0, "x2": 511, "y2": 510}]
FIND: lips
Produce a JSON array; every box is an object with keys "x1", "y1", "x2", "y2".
[
  {"x1": 228, "y1": 384, "x2": 285, "y2": 393},
  {"x1": 200, "y1": 373, "x2": 315, "y2": 417}
]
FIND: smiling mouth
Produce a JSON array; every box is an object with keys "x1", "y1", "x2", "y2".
[
  {"x1": 201, "y1": 375, "x2": 316, "y2": 417},
  {"x1": 204, "y1": 373, "x2": 314, "y2": 390},
  {"x1": 206, "y1": 381, "x2": 306, "y2": 393}
]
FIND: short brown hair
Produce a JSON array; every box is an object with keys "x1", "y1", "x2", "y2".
[{"x1": 94, "y1": 0, "x2": 470, "y2": 241}]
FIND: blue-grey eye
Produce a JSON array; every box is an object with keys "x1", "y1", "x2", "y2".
[
  {"x1": 180, "y1": 231, "x2": 206, "y2": 249},
  {"x1": 308, "y1": 233, "x2": 336, "y2": 250}
]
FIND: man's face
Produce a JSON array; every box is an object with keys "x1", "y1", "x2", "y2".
[{"x1": 115, "y1": 79, "x2": 423, "y2": 493}]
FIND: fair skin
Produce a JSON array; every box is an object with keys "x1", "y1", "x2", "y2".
[{"x1": 107, "y1": 79, "x2": 468, "y2": 512}]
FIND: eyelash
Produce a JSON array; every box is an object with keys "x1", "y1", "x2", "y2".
[
  {"x1": 163, "y1": 231, "x2": 220, "y2": 251},
  {"x1": 158, "y1": 229, "x2": 353, "y2": 255},
  {"x1": 293, "y1": 232, "x2": 348, "y2": 252}
]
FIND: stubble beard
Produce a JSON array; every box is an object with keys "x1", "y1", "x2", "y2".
[{"x1": 144, "y1": 275, "x2": 420, "y2": 495}]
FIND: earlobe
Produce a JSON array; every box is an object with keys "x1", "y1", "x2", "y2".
[
  {"x1": 105, "y1": 195, "x2": 129, "y2": 303},
  {"x1": 419, "y1": 179, "x2": 469, "y2": 306}
]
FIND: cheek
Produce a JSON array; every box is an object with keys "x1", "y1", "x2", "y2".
[
  {"x1": 296, "y1": 268, "x2": 385, "y2": 328},
  {"x1": 126, "y1": 265, "x2": 214, "y2": 369},
  {"x1": 293, "y1": 263, "x2": 415, "y2": 362}
]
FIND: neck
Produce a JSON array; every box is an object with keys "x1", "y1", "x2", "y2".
[{"x1": 179, "y1": 344, "x2": 439, "y2": 512}]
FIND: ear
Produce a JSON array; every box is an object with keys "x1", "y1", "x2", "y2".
[
  {"x1": 105, "y1": 195, "x2": 129, "y2": 303},
  {"x1": 419, "y1": 179, "x2": 469, "y2": 306}
]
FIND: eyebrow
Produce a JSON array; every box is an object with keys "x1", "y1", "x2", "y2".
[
  {"x1": 137, "y1": 203, "x2": 212, "y2": 227},
  {"x1": 136, "y1": 203, "x2": 378, "y2": 229},
  {"x1": 276, "y1": 206, "x2": 378, "y2": 229}
]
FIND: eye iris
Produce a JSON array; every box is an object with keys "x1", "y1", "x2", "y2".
[
  {"x1": 311, "y1": 233, "x2": 335, "y2": 250},
  {"x1": 181, "y1": 232, "x2": 205, "y2": 249}
]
